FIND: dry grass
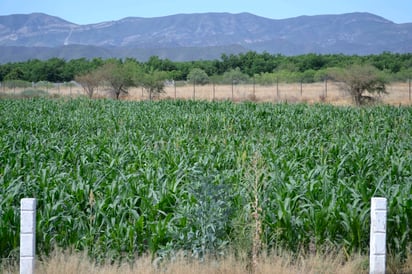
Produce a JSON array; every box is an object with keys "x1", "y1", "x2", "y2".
[
  {"x1": 131, "y1": 82, "x2": 412, "y2": 106},
  {"x1": 0, "y1": 249, "x2": 374, "y2": 274},
  {"x1": 2, "y1": 82, "x2": 411, "y2": 106},
  {"x1": 2, "y1": 249, "x2": 412, "y2": 274}
]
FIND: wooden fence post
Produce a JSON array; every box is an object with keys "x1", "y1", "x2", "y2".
[
  {"x1": 370, "y1": 197, "x2": 387, "y2": 274},
  {"x1": 276, "y1": 78, "x2": 279, "y2": 98},
  {"x1": 253, "y1": 76, "x2": 256, "y2": 97},
  {"x1": 174, "y1": 80, "x2": 177, "y2": 100},
  {"x1": 231, "y1": 79, "x2": 234, "y2": 101},
  {"x1": 20, "y1": 198, "x2": 37, "y2": 274},
  {"x1": 213, "y1": 82, "x2": 216, "y2": 101},
  {"x1": 193, "y1": 80, "x2": 196, "y2": 100}
]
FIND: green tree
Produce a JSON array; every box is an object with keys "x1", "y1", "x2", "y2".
[
  {"x1": 187, "y1": 68, "x2": 209, "y2": 85},
  {"x1": 145, "y1": 56, "x2": 176, "y2": 72},
  {"x1": 98, "y1": 62, "x2": 135, "y2": 100},
  {"x1": 43, "y1": 58, "x2": 67, "y2": 82},
  {"x1": 300, "y1": 69, "x2": 316, "y2": 83},
  {"x1": 330, "y1": 64, "x2": 387, "y2": 106},
  {"x1": 221, "y1": 68, "x2": 250, "y2": 84},
  {"x1": 4, "y1": 67, "x2": 24, "y2": 80},
  {"x1": 63, "y1": 58, "x2": 101, "y2": 81},
  {"x1": 255, "y1": 72, "x2": 276, "y2": 85},
  {"x1": 139, "y1": 70, "x2": 168, "y2": 100},
  {"x1": 296, "y1": 53, "x2": 327, "y2": 72}
]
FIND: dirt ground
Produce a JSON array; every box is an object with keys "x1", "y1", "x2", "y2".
[{"x1": 3, "y1": 82, "x2": 412, "y2": 106}]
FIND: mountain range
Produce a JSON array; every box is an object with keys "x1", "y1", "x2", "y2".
[{"x1": 0, "y1": 12, "x2": 411, "y2": 62}]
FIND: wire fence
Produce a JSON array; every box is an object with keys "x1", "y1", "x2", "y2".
[{"x1": 1, "y1": 80, "x2": 411, "y2": 105}]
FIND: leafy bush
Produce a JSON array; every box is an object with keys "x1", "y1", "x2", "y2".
[
  {"x1": 20, "y1": 89, "x2": 49, "y2": 98},
  {"x1": 2, "y1": 80, "x2": 32, "y2": 88},
  {"x1": 35, "y1": 81, "x2": 55, "y2": 89},
  {"x1": 187, "y1": 68, "x2": 210, "y2": 85},
  {"x1": 329, "y1": 65, "x2": 388, "y2": 105},
  {"x1": 220, "y1": 68, "x2": 250, "y2": 84}
]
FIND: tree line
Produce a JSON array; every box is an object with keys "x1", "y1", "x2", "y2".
[{"x1": 0, "y1": 52, "x2": 411, "y2": 84}]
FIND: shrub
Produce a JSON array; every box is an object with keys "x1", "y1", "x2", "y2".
[{"x1": 20, "y1": 89, "x2": 49, "y2": 98}]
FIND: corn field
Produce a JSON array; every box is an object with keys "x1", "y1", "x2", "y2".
[{"x1": 0, "y1": 98, "x2": 411, "y2": 264}]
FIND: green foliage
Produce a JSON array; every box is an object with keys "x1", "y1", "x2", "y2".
[
  {"x1": 277, "y1": 70, "x2": 300, "y2": 83},
  {"x1": 330, "y1": 64, "x2": 388, "y2": 105},
  {"x1": 187, "y1": 68, "x2": 209, "y2": 85},
  {"x1": 2, "y1": 80, "x2": 32, "y2": 88},
  {"x1": 254, "y1": 72, "x2": 276, "y2": 85},
  {"x1": 220, "y1": 68, "x2": 250, "y2": 84},
  {"x1": 19, "y1": 89, "x2": 49, "y2": 98},
  {"x1": 0, "y1": 99, "x2": 411, "y2": 264},
  {"x1": 35, "y1": 81, "x2": 54, "y2": 89},
  {"x1": 97, "y1": 61, "x2": 136, "y2": 99},
  {"x1": 165, "y1": 175, "x2": 235, "y2": 258},
  {"x1": 255, "y1": 69, "x2": 319, "y2": 84},
  {"x1": 4, "y1": 68, "x2": 25, "y2": 81},
  {"x1": 1, "y1": 52, "x2": 412, "y2": 84},
  {"x1": 139, "y1": 70, "x2": 168, "y2": 100}
]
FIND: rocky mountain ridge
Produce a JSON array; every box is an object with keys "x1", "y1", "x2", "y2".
[{"x1": 0, "y1": 12, "x2": 411, "y2": 62}]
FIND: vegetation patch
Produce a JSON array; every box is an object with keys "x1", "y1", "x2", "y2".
[
  {"x1": 19, "y1": 89, "x2": 50, "y2": 98},
  {"x1": 0, "y1": 99, "x2": 411, "y2": 269}
]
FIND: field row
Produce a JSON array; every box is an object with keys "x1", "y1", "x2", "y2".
[{"x1": 0, "y1": 98, "x2": 411, "y2": 263}]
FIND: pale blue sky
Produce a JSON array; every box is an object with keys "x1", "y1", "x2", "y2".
[{"x1": 1, "y1": 0, "x2": 411, "y2": 25}]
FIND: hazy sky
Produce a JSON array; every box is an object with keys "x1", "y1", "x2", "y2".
[{"x1": 1, "y1": 0, "x2": 411, "y2": 24}]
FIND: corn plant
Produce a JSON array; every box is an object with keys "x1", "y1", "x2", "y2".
[{"x1": 0, "y1": 98, "x2": 411, "y2": 264}]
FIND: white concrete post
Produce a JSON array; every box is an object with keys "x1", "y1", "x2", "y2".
[
  {"x1": 370, "y1": 197, "x2": 387, "y2": 274},
  {"x1": 20, "y1": 198, "x2": 37, "y2": 274}
]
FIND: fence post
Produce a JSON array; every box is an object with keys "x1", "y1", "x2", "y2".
[
  {"x1": 212, "y1": 82, "x2": 215, "y2": 101},
  {"x1": 20, "y1": 198, "x2": 37, "y2": 274},
  {"x1": 370, "y1": 197, "x2": 387, "y2": 274},
  {"x1": 174, "y1": 80, "x2": 177, "y2": 100},
  {"x1": 276, "y1": 78, "x2": 279, "y2": 98},
  {"x1": 193, "y1": 79, "x2": 196, "y2": 100},
  {"x1": 253, "y1": 76, "x2": 256, "y2": 97},
  {"x1": 231, "y1": 79, "x2": 234, "y2": 101},
  {"x1": 408, "y1": 79, "x2": 411, "y2": 101}
]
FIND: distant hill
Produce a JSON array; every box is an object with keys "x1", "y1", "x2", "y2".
[{"x1": 0, "y1": 12, "x2": 411, "y2": 62}]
